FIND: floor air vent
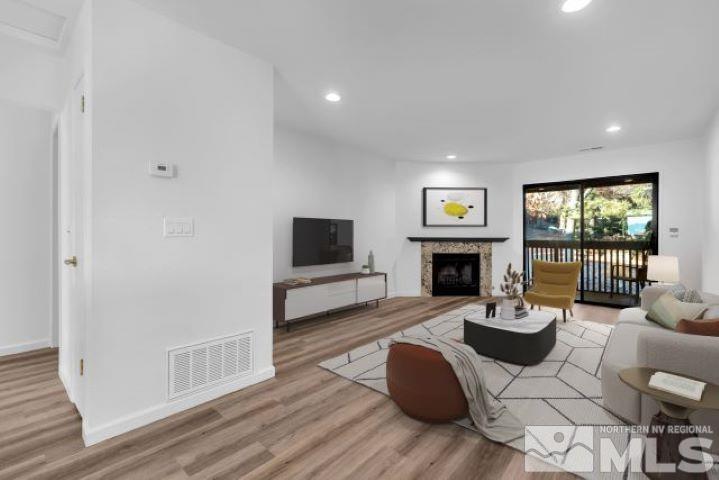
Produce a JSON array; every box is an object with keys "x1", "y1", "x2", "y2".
[{"x1": 168, "y1": 333, "x2": 253, "y2": 399}]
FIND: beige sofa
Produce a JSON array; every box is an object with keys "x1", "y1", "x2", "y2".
[{"x1": 601, "y1": 286, "x2": 719, "y2": 441}]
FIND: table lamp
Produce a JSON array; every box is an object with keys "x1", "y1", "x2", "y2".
[{"x1": 647, "y1": 255, "x2": 679, "y2": 284}]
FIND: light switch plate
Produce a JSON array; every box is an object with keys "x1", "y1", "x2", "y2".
[{"x1": 164, "y1": 217, "x2": 194, "y2": 237}]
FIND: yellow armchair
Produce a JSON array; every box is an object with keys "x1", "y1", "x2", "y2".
[{"x1": 523, "y1": 260, "x2": 581, "y2": 322}]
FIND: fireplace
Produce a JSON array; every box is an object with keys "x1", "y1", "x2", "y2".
[{"x1": 432, "y1": 253, "x2": 480, "y2": 296}]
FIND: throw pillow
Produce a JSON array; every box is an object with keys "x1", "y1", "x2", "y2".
[
  {"x1": 675, "y1": 318, "x2": 719, "y2": 337},
  {"x1": 645, "y1": 292, "x2": 708, "y2": 329},
  {"x1": 681, "y1": 289, "x2": 704, "y2": 303},
  {"x1": 668, "y1": 283, "x2": 687, "y2": 300}
]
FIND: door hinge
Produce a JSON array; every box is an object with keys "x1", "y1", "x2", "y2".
[
  {"x1": 81, "y1": 95, "x2": 86, "y2": 113},
  {"x1": 80, "y1": 358, "x2": 84, "y2": 376}
]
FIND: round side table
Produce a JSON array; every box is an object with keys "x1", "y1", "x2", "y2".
[{"x1": 619, "y1": 367, "x2": 719, "y2": 480}]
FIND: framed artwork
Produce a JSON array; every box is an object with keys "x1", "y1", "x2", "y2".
[{"x1": 422, "y1": 187, "x2": 487, "y2": 227}]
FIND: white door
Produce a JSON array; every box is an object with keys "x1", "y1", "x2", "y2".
[{"x1": 58, "y1": 78, "x2": 86, "y2": 415}]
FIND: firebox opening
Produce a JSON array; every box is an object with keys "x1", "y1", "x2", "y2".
[{"x1": 432, "y1": 253, "x2": 481, "y2": 296}]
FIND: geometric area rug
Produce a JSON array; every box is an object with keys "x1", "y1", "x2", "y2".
[{"x1": 319, "y1": 303, "x2": 649, "y2": 480}]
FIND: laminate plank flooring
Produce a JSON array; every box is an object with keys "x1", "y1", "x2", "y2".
[{"x1": 0, "y1": 298, "x2": 618, "y2": 479}]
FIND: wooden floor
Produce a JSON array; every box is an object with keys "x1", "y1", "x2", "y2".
[{"x1": 0, "y1": 297, "x2": 619, "y2": 480}]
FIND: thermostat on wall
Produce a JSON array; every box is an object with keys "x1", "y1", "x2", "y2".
[{"x1": 149, "y1": 161, "x2": 175, "y2": 178}]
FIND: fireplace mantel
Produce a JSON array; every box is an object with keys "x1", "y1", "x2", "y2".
[{"x1": 408, "y1": 237, "x2": 508, "y2": 243}]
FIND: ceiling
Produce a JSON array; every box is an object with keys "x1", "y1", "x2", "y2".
[
  {"x1": 132, "y1": 0, "x2": 719, "y2": 163},
  {"x1": 7, "y1": 0, "x2": 718, "y2": 163}
]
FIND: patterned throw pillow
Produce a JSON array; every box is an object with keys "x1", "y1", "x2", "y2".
[
  {"x1": 681, "y1": 289, "x2": 704, "y2": 303},
  {"x1": 668, "y1": 283, "x2": 687, "y2": 300},
  {"x1": 646, "y1": 292, "x2": 709, "y2": 329}
]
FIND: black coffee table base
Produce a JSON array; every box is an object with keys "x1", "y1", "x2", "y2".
[{"x1": 463, "y1": 318, "x2": 556, "y2": 366}]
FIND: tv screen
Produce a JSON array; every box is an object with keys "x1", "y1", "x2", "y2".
[{"x1": 293, "y1": 218, "x2": 354, "y2": 267}]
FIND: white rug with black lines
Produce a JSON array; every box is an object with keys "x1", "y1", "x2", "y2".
[{"x1": 319, "y1": 303, "x2": 653, "y2": 480}]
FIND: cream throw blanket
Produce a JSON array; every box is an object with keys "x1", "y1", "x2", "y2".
[{"x1": 391, "y1": 336, "x2": 524, "y2": 443}]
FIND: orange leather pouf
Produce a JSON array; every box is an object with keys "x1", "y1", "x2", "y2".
[{"x1": 386, "y1": 343, "x2": 469, "y2": 423}]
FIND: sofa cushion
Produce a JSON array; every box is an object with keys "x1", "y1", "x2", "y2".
[
  {"x1": 617, "y1": 307, "x2": 663, "y2": 329},
  {"x1": 640, "y1": 285, "x2": 671, "y2": 310},
  {"x1": 702, "y1": 292, "x2": 719, "y2": 304},
  {"x1": 641, "y1": 286, "x2": 719, "y2": 311},
  {"x1": 646, "y1": 293, "x2": 708, "y2": 329},
  {"x1": 675, "y1": 318, "x2": 719, "y2": 337}
]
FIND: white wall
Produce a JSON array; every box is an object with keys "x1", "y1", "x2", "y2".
[
  {"x1": 273, "y1": 128, "x2": 399, "y2": 294},
  {"x1": 0, "y1": 101, "x2": 53, "y2": 355},
  {"x1": 0, "y1": 38, "x2": 64, "y2": 111},
  {"x1": 82, "y1": 0, "x2": 274, "y2": 444},
  {"x1": 510, "y1": 139, "x2": 706, "y2": 289},
  {"x1": 390, "y1": 139, "x2": 705, "y2": 296},
  {"x1": 393, "y1": 161, "x2": 514, "y2": 296},
  {"x1": 704, "y1": 112, "x2": 719, "y2": 294}
]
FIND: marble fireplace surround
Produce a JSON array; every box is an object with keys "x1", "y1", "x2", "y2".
[
  {"x1": 407, "y1": 237, "x2": 509, "y2": 297},
  {"x1": 420, "y1": 241, "x2": 493, "y2": 297}
]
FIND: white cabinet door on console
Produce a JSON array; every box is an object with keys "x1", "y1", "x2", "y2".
[
  {"x1": 357, "y1": 276, "x2": 386, "y2": 303},
  {"x1": 285, "y1": 284, "x2": 328, "y2": 320},
  {"x1": 325, "y1": 280, "x2": 357, "y2": 310}
]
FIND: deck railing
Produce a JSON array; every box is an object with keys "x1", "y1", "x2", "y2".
[{"x1": 524, "y1": 239, "x2": 652, "y2": 298}]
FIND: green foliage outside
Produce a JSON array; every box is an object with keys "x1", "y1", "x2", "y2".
[{"x1": 525, "y1": 183, "x2": 654, "y2": 241}]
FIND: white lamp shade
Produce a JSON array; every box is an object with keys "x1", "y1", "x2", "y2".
[{"x1": 647, "y1": 255, "x2": 679, "y2": 283}]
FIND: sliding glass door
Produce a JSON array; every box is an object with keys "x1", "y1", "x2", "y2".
[{"x1": 523, "y1": 173, "x2": 658, "y2": 307}]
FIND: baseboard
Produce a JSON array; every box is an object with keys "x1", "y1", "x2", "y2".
[
  {"x1": 82, "y1": 366, "x2": 275, "y2": 447},
  {"x1": 0, "y1": 339, "x2": 50, "y2": 357}
]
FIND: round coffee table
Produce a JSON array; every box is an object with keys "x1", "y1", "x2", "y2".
[
  {"x1": 463, "y1": 310, "x2": 556, "y2": 365},
  {"x1": 619, "y1": 367, "x2": 719, "y2": 480}
]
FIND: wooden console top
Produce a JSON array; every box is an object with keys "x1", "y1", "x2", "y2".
[{"x1": 273, "y1": 272, "x2": 386, "y2": 291}]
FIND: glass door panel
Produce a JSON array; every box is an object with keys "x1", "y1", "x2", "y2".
[
  {"x1": 582, "y1": 181, "x2": 656, "y2": 306},
  {"x1": 524, "y1": 185, "x2": 582, "y2": 302}
]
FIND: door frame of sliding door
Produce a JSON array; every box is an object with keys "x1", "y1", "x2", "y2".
[{"x1": 523, "y1": 172, "x2": 659, "y2": 308}]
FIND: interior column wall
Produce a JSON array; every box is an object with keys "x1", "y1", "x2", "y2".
[{"x1": 82, "y1": 0, "x2": 275, "y2": 444}]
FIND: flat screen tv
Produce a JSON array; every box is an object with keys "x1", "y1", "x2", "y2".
[{"x1": 293, "y1": 217, "x2": 354, "y2": 267}]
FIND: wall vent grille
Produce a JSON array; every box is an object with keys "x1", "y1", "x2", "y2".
[
  {"x1": 579, "y1": 145, "x2": 604, "y2": 152},
  {"x1": 168, "y1": 332, "x2": 253, "y2": 399}
]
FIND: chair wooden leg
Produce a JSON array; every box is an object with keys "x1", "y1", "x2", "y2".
[
  {"x1": 562, "y1": 309, "x2": 567, "y2": 322},
  {"x1": 538, "y1": 305, "x2": 541, "y2": 311},
  {"x1": 570, "y1": 309, "x2": 574, "y2": 317},
  {"x1": 530, "y1": 305, "x2": 534, "y2": 310}
]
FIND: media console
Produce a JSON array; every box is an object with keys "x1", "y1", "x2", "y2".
[{"x1": 273, "y1": 272, "x2": 387, "y2": 330}]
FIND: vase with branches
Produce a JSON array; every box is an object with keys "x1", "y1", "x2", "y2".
[{"x1": 500, "y1": 263, "x2": 525, "y2": 309}]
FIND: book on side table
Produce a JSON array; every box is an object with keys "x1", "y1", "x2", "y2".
[{"x1": 648, "y1": 371, "x2": 706, "y2": 401}]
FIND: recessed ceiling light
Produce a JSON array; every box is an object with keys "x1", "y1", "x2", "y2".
[
  {"x1": 324, "y1": 92, "x2": 341, "y2": 102},
  {"x1": 446, "y1": 154, "x2": 457, "y2": 160},
  {"x1": 561, "y1": 0, "x2": 593, "y2": 13},
  {"x1": 606, "y1": 124, "x2": 622, "y2": 133}
]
